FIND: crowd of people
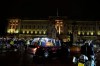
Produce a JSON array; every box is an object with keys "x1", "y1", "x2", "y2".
[
  {"x1": 0, "y1": 37, "x2": 33, "y2": 52},
  {"x1": 0, "y1": 37, "x2": 62, "y2": 51},
  {"x1": 73, "y1": 40, "x2": 96, "y2": 66},
  {"x1": 0, "y1": 37, "x2": 97, "y2": 66}
]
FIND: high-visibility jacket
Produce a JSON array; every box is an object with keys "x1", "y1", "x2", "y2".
[{"x1": 10, "y1": 40, "x2": 14, "y2": 45}]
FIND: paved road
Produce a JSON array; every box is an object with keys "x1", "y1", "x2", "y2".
[
  {"x1": 0, "y1": 49, "x2": 100, "y2": 66},
  {"x1": 0, "y1": 50, "x2": 76, "y2": 66}
]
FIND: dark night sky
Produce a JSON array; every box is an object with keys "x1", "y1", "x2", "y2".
[
  {"x1": 0, "y1": 0, "x2": 100, "y2": 35},
  {"x1": 0, "y1": 0, "x2": 100, "y2": 19}
]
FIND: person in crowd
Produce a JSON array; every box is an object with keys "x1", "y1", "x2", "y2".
[{"x1": 80, "y1": 40, "x2": 95, "y2": 66}]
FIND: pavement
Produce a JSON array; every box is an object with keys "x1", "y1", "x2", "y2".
[{"x1": 0, "y1": 48, "x2": 100, "y2": 66}]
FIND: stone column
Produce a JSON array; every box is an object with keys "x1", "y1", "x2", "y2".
[{"x1": 72, "y1": 22, "x2": 78, "y2": 43}]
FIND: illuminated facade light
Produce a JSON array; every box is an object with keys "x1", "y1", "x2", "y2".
[
  {"x1": 55, "y1": 19, "x2": 63, "y2": 35},
  {"x1": 35, "y1": 31, "x2": 37, "y2": 34},
  {"x1": 23, "y1": 31, "x2": 25, "y2": 34},
  {"x1": 63, "y1": 39, "x2": 67, "y2": 42},
  {"x1": 15, "y1": 20, "x2": 18, "y2": 22},
  {"x1": 58, "y1": 25, "x2": 60, "y2": 34},
  {"x1": 27, "y1": 31, "x2": 29, "y2": 34},
  {"x1": 57, "y1": 22, "x2": 59, "y2": 23},
  {"x1": 39, "y1": 31, "x2": 41, "y2": 34},
  {"x1": 12, "y1": 20, "x2": 15, "y2": 22},
  {"x1": 60, "y1": 22, "x2": 63, "y2": 23},
  {"x1": 7, "y1": 29, "x2": 19, "y2": 33},
  {"x1": 90, "y1": 32, "x2": 94, "y2": 35},
  {"x1": 7, "y1": 29, "x2": 10, "y2": 33},
  {"x1": 60, "y1": 25, "x2": 63, "y2": 26},
  {"x1": 31, "y1": 31, "x2": 33, "y2": 34},
  {"x1": 97, "y1": 31, "x2": 100, "y2": 35},
  {"x1": 78, "y1": 31, "x2": 81, "y2": 35},
  {"x1": 43, "y1": 31, "x2": 46, "y2": 34},
  {"x1": 87, "y1": 32, "x2": 89, "y2": 35},
  {"x1": 10, "y1": 29, "x2": 15, "y2": 33},
  {"x1": 82, "y1": 32, "x2": 85, "y2": 35},
  {"x1": 68, "y1": 31, "x2": 72, "y2": 34},
  {"x1": 67, "y1": 38, "x2": 70, "y2": 41},
  {"x1": 15, "y1": 30, "x2": 19, "y2": 33}
]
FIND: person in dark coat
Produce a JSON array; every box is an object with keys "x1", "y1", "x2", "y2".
[{"x1": 80, "y1": 42, "x2": 94, "y2": 60}]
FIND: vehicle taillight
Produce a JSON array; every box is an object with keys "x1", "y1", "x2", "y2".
[
  {"x1": 32, "y1": 48, "x2": 37, "y2": 54},
  {"x1": 37, "y1": 46, "x2": 40, "y2": 48},
  {"x1": 33, "y1": 48, "x2": 37, "y2": 51},
  {"x1": 52, "y1": 48, "x2": 56, "y2": 50}
]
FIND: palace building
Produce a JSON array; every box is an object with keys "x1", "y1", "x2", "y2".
[{"x1": 6, "y1": 16, "x2": 100, "y2": 42}]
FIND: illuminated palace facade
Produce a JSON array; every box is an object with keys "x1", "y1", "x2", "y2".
[{"x1": 7, "y1": 16, "x2": 100, "y2": 42}]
